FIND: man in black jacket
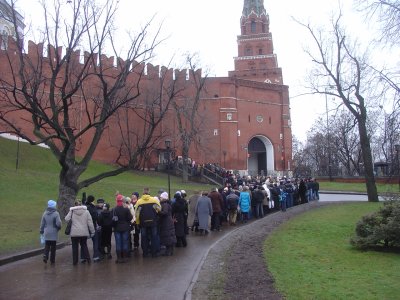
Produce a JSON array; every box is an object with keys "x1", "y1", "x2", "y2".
[{"x1": 86, "y1": 195, "x2": 101, "y2": 262}]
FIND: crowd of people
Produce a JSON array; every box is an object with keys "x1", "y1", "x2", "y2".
[{"x1": 39, "y1": 175, "x2": 320, "y2": 265}]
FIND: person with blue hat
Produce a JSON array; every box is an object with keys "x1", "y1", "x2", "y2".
[{"x1": 39, "y1": 200, "x2": 62, "y2": 264}]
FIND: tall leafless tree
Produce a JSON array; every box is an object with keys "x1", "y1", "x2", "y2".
[
  {"x1": 296, "y1": 11, "x2": 379, "y2": 201},
  {"x1": 172, "y1": 54, "x2": 208, "y2": 183},
  {"x1": 0, "y1": 0, "x2": 171, "y2": 216}
]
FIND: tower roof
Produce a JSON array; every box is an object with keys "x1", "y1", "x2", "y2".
[{"x1": 242, "y1": 0, "x2": 266, "y2": 17}]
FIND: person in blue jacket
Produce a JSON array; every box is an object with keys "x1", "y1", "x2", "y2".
[
  {"x1": 39, "y1": 200, "x2": 62, "y2": 264},
  {"x1": 238, "y1": 186, "x2": 251, "y2": 223}
]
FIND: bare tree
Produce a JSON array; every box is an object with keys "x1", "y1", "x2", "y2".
[
  {"x1": 0, "y1": 0, "x2": 169, "y2": 216},
  {"x1": 323, "y1": 109, "x2": 361, "y2": 176},
  {"x1": 356, "y1": 0, "x2": 400, "y2": 46},
  {"x1": 356, "y1": 0, "x2": 400, "y2": 107},
  {"x1": 296, "y1": 10, "x2": 379, "y2": 201},
  {"x1": 172, "y1": 54, "x2": 208, "y2": 183}
]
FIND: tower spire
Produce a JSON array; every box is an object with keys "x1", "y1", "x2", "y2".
[
  {"x1": 242, "y1": 0, "x2": 266, "y2": 17},
  {"x1": 229, "y1": 0, "x2": 283, "y2": 84}
]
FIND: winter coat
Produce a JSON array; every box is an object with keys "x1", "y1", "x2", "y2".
[
  {"x1": 98, "y1": 210, "x2": 113, "y2": 230},
  {"x1": 239, "y1": 191, "x2": 251, "y2": 213},
  {"x1": 172, "y1": 196, "x2": 186, "y2": 237},
  {"x1": 86, "y1": 203, "x2": 98, "y2": 227},
  {"x1": 195, "y1": 195, "x2": 213, "y2": 230},
  {"x1": 298, "y1": 181, "x2": 307, "y2": 197},
  {"x1": 112, "y1": 206, "x2": 133, "y2": 232},
  {"x1": 209, "y1": 191, "x2": 224, "y2": 213},
  {"x1": 65, "y1": 206, "x2": 95, "y2": 237},
  {"x1": 262, "y1": 189, "x2": 270, "y2": 206},
  {"x1": 159, "y1": 200, "x2": 177, "y2": 246},
  {"x1": 40, "y1": 208, "x2": 62, "y2": 241},
  {"x1": 252, "y1": 188, "x2": 264, "y2": 203},
  {"x1": 134, "y1": 194, "x2": 161, "y2": 226},
  {"x1": 226, "y1": 192, "x2": 239, "y2": 210}
]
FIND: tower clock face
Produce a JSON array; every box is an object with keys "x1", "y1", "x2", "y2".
[{"x1": 256, "y1": 115, "x2": 263, "y2": 123}]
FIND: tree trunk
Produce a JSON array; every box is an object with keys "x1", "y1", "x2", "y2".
[
  {"x1": 358, "y1": 119, "x2": 379, "y2": 202},
  {"x1": 58, "y1": 167, "x2": 80, "y2": 218},
  {"x1": 182, "y1": 143, "x2": 190, "y2": 183}
]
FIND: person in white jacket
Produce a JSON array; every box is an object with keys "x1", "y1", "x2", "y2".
[{"x1": 65, "y1": 200, "x2": 95, "y2": 265}]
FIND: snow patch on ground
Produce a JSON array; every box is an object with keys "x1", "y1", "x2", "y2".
[{"x1": 0, "y1": 133, "x2": 49, "y2": 148}]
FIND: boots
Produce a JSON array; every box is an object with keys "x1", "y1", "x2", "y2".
[
  {"x1": 121, "y1": 251, "x2": 128, "y2": 263},
  {"x1": 106, "y1": 246, "x2": 112, "y2": 259},
  {"x1": 115, "y1": 251, "x2": 122, "y2": 263}
]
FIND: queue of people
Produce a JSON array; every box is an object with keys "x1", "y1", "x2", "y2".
[{"x1": 39, "y1": 176, "x2": 318, "y2": 265}]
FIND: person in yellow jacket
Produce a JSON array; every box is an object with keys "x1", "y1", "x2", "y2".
[{"x1": 134, "y1": 187, "x2": 161, "y2": 257}]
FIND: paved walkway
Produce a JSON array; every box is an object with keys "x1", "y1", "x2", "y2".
[{"x1": 0, "y1": 193, "x2": 372, "y2": 300}]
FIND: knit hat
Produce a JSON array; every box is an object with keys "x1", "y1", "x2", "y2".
[
  {"x1": 48, "y1": 200, "x2": 57, "y2": 208},
  {"x1": 116, "y1": 194, "x2": 124, "y2": 206},
  {"x1": 160, "y1": 192, "x2": 169, "y2": 200}
]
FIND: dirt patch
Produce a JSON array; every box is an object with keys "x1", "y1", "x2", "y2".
[{"x1": 190, "y1": 201, "x2": 338, "y2": 300}]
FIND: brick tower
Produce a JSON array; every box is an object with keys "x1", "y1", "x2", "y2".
[{"x1": 229, "y1": 0, "x2": 283, "y2": 84}]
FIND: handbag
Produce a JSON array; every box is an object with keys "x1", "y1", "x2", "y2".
[
  {"x1": 112, "y1": 209, "x2": 118, "y2": 222},
  {"x1": 65, "y1": 211, "x2": 73, "y2": 235}
]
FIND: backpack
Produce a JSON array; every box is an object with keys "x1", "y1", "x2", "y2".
[
  {"x1": 139, "y1": 203, "x2": 157, "y2": 227},
  {"x1": 227, "y1": 194, "x2": 238, "y2": 210}
]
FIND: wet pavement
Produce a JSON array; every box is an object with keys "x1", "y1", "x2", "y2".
[
  {"x1": 0, "y1": 228, "x2": 234, "y2": 300},
  {"x1": 0, "y1": 193, "x2": 375, "y2": 300}
]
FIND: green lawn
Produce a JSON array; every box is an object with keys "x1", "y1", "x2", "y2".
[
  {"x1": 264, "y1": 203, "x2": 400, "y2": 300},
  {"x1": 320, "y1": 181, "x2": 398, "y2": 194},
  {"x1": 0, "y1": 137, "x2": 212, "y2": 255}
]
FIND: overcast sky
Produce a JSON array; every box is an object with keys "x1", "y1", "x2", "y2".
[{"x1": 18, "y1": 0, "x2": 370, "y2": 142}]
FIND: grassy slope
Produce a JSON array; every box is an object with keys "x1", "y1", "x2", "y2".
[
  {"x1": 0, "y1": 137, "x2": 211, "y2": 255},
  {"x1": 264, "y1": 203, "x2": 400, "y2": 300}
]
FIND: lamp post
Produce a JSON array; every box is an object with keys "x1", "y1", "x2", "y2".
[
  {"x1": 395, "y1": 144, "x2": 400, "y2": 192},
  {"x1": 15, "y1": 136, "x2": 20, "y2": 170},
  {"x1": 222, "y1": 150, "x2": 227, "y2": 168},
  {"x1": 165, "y1": 139, "x2": 172, "y2": 199}
]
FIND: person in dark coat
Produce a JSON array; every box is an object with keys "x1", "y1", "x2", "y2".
[
  {"x1": 298, "y1": 179, "x2": 308, "y2": 204},
  {"x1": 85, "y1": 195, "x2": 101, "y2": 262},
  {"x1": 172, "y1": 192, "x2": 187, "y2": 247},
  {"x1": 158, "y1": 192, "x2": 176, "y2": 256},
  {"x1": 112, "y1": 194, "x2": 133, "y2": 263},
  {"x1": 97, "y1": 203, "x2": 113, "y2": 259},
  {"x1": 209, "y1": 188, "x2": 224, "y2": 231}
]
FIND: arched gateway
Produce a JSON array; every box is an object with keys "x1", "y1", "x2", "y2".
[{"x1": 247, "y1": 136, "x2": 274, "y2": 176}]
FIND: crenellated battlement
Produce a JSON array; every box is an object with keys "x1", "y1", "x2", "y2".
[{"x1": 0, "y1": 37, "x2": 202, "y2": 82}]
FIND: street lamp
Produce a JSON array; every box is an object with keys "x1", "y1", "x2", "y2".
[
  {"x1": 165, "y1": 139, "x2": 172, "y2": 199},
  {"x1": 395, "y1": 144, "x2": 400, "y2": 192},
  {"x1": 15, "y1": 136, "x2": 20, "y2": 171},
  {"x1": 222, "y1": 150, "x2": 227, "y2": 168}
]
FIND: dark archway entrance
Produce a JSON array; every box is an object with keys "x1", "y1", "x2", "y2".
[{"x1": 247, "y1": 136, "x2": 274, "y2": 175}]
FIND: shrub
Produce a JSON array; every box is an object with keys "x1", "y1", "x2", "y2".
[{"x1": 350, "y1": 200, "x2": 400, "y2": 250}]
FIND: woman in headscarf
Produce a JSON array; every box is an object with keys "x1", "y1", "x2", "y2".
[
  {"x1": 158, "y1": 192, "x2": 176, "y2": 256},
  {"x1": 172, "y1": 192, "x2": 187, "y2": 247},
  {"x1": 194, "y1": 191, "x2": 213, "y2": 234}
]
